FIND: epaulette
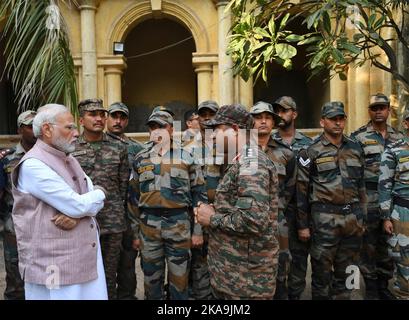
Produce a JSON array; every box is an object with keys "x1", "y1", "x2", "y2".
[{"x1": 106, "y1": 132, "x2": 127, "y2": 144}]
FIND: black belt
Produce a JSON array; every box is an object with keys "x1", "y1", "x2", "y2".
[
  {"x1": 142, "y1": 207, "x2": 187, "y2": 216},
  {"x1": 312, "y1": 203, "x2": 361, "y2": 215},
  {"x1": 365, "y1": 181, "x2": 378, "y2": 191},
  {"x1": 394, "y1": 197, "x2": 409, "y2": 208}
]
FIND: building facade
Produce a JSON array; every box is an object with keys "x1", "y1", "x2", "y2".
[{"x1": 0, "y1": 0, "x2": 404, "y2": 144}]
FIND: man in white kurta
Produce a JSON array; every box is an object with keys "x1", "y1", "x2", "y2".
[{"x1": 12, "y1": 104, "x2": 108, "y2": 300}]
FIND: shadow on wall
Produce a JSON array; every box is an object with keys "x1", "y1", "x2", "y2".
[{"x1": 127, "y1": 100, "x2": 194, "y2": 133}]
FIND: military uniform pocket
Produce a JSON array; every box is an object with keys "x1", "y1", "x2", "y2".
[
  {"x1": 139, "y1": 170, "x2": 156, "y2": 192},
  {"x1": 346, "y1": 158, "x2": 362, "y2": 178},
  {"x1": 316, "y1": 161, "x2": 337, "y2": 182},
  {"x1": 235, "y1": 197, "x2": 253, "y2": 209},
  {"x1": 170, "y1": 167, "x2": 190, "y2": 191},
  {"x1": 275, "y1": 162, "x2": 287, "y2": 177},
  {"x1": 398, "y1": 161, "x2": 409, "y2": 183}
]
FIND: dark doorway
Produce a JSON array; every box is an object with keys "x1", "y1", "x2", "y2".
[
  {"x1": 253, "y1": 17, "x2": 330, "y2": 128},
  {"x1": 122, "y1": 18, "x2": 197, "y2": 132}
]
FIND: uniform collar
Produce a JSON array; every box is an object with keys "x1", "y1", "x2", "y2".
[
  {"x1": 78, "y1": 132, "x2": 108, "y2": 144},
  {"x1": 366, "y1": 121, "x2": 395, "y2": 134},
  {"x1": 15, "y1": 142, "x2": 27, "y2": 155},
  {"x1": 320, "y1": 133, "x2": 348, "y2": 146}
]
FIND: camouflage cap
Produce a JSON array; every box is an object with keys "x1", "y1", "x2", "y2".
[
  {"x1": 203, "y1": 104, "x2": 252, "y2": 129},
  {"x1": 198, "y1": 100, "x2": 219, "y2": 113},
  {"x1": 78, "y1": 98, "x2": 106, "y2": 113},
  {"x1": 321, "y1": 101, "x2": 347, "y2": 118},
  {"x1": 17, "y1": 110, "x2": 37, "y2": 127},
  {"x1": 108, "y1": 102, "x2": 129, "y2": 116},
  {"x1": 250, "y1": 101, "x2": 283, "y2": 126},
  {"x1": 273, "y1": 96, "x2": 297, "y2": 111},
  {"x1": 369, "y1": 93, "x2": 390, "y2": 108},
  {"x1": 152, "y1": 105, "x2": 175, "y2": 117},
  {"x1": 146, "y1": 110, "x2": 174, "y2": 127}
]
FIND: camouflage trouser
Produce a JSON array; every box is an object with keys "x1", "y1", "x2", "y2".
[
  {"x1": 274, "y1": 211, "x2": 291, "y2": 300},
  {"x1": 116, "y1": 228, "x2": 138, "y2": 300},
  {"x1": 2, "y1": 231, "x2": 24, "y2": 300},
  {"x1": 310, "y1": 208, "x2": 364, "y2": 300},
  {"x1": 388, "y1": 205, "x2": 409, "y2": 300},
  {"x1": 100, "y1": 232, "x2": 123, "y2": 300},
  {"x1": 139, "y1": 210, "x2": 191, "y2": 300},
  {"x1": 359, "y1": 208, "x2": 394, "y2": 281},
  {"x1": 287, "y1": 211, "x2": 310, "y2": 299},
  {"x1": 189, "y1": 235, "x2": 212, "y2": 300}
]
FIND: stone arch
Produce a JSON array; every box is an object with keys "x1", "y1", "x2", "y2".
[{"x1": 107, "y1": 1, "x2": 210, "y2": 55}]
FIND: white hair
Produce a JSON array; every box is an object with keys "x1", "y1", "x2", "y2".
[{"x1": 33, "y1": 104, "x2": 70, "y2": 138}]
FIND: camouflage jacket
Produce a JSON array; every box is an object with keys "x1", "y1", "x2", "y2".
[
  {"x1": 379, "y1": 136, "x2": 409, "y2": 220},
  {"x1": 272, "y1": 130, "x2": 312, "y2": 217},
  {"x1": 272, "y1": 130, "x2": 313, "y2": 154},
  {"x1": 351, "y1": 122, "x2": 403, "y2": 208},
  {"x1": 207, "y1": 144, "x2": 279, "y2": 299},
  {"x1": 73, "y1": 133, "x2": 129, "y2": 234},
  {"x1": 265, "y1": 136, "x2": 296, "y2": 217},
  {"x1": 182, "y1": 132, "x2": 224, "y2": 203},
  {"x1": 106, "y1": 132, "x2": 144, "y2": 166},
  {"x1": 128, "y1": 141, "x2": 208, "y2": 239},
  {"x1": 0, "y1": 143, "x2": 25, "y2": 233},
  {"x1": 296, "y1": 133, "x2": 367, "y2": 230}
]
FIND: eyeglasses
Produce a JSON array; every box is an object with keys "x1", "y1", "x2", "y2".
[{"x1": 49, "y1": 123, "x2": 78, "y2": 131}]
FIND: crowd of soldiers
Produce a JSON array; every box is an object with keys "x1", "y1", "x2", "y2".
[{"x1": 0, "y1": 92, "x2": 409, "y2": 300}]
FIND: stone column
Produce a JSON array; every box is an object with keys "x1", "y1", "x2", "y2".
[
  {"x1": 105, "y1": 67, "x2": 123, "y2": 106},
  {"x1": 193, "y1": 53, "x2": 218, "y2": 104},
  {"x1": 79, "y1": 0, "x2": 98, "y2": 99},
  {"x1": 216, "y1": 1, "x2": 234, "y2": 105}
]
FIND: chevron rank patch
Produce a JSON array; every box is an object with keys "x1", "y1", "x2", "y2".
[{"x1": 299, "y1": 156, "x2": 311, "y2": 167}]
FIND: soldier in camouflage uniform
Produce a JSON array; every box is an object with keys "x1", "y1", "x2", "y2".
[
  {"x1": 350, "y1": 93, "x2": 402, "y2": 299},
  {"x1": 379, "y1": 109, "x2": 409, "y2": 300},
  {"x1": 0, "y1": 110, "x2": 37, "y2": 300},
  {"x1": 184, "y1": 101, "x2": 223, "y2": 300},
  {"x1": 250, "y1": 101, "x2": 295, "y2": 300},
  {"x1": 72, "y1": 99, "x2": 129, "y2": 300},
  {"x1": 297, "y1": 102, "x2": 366, "y2": 300},
  {"x1": 106, "y1": 102, "x2": 144, "y2": 300},
  {"x1": 128, "y1": 111, "x2": 208, "y2": 300},
  {"x1": 272, "y1": 96, "x2": 313, "y2": 300},
  {"x1": 196, "y1": 104, "x2": 279, "y2": 300}
]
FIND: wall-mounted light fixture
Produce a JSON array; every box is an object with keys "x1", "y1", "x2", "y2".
[{"x1": 113, "y1": 42, "x2": 124, "y2": 55}]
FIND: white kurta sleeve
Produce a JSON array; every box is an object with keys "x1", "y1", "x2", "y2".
[{"x1": 17, "y1": 158, "x2": 105, "y2": 218}]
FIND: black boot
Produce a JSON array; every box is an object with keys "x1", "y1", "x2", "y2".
[
  {"x1": 377, "y1": 277, "x2": 396, "y2": 300},
  {"x1": 364, "y1": 278, "x2": 379, "y2": 300},
  {"x1": 273, "y1": 280, "x2": 288, "y2": 300}
]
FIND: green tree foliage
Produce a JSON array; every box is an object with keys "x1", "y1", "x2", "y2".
[
  {"x1": 227, "y1": 0, "x2": 409, "y2": 91},
  {"x1": 0, "y1": 0, "x2": 78, "y2": 115}
]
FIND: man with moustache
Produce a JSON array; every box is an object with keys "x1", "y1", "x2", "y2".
[
  {"x1": 11, "y1": 104, "x2": 107, "y2": 300},
  {"x1": 272, "y1": 96, "x2": 313, "y2": 300},
  {"x1": 106, "y1": 102, "x2": 143, "y2": 300},
  {"x1": 351, "y1": 93, "x2": 402, "y2": 299},
  {"x1": 250, "y1": 101, "x2": 296, "y2": 300},
  {"x1": 0, "y1": 110, "x2": 37, "y2": 299},
  {"x1": 297, "y1": 102, "x2": 367, "y2": 299},
  {"x1": 73, "y1": 99, "x2": 129, "y2": 300}
]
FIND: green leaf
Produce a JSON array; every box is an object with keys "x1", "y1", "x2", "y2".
[
  {"x1": 254, "y1": 27, "x2": 271, "y2": 38},
  {"x1": 268, "y1": 16, "x2": 276, "y2": 36},
  {"x1": 283, "y1": 59, "x2": 292, "y2": 70},
  {"x1": 298, "y1": 36, "x2": 322, "y2": 45},
  {"x1": 275, "y1": 43, "x2": 297, "y2": 60},
  {"x1": 342, "y1": 43, "x2": 361, "y2": 55},
  {"x1": 331, "y1": 47, "x2": 346, "y2": 64},
  {"x1": 285, "y1": 34, "x2": 304, "y2": 42},
  {"x1": 279, "y1": 13, "x2": 290, "y2": 31},
  {"x1": 322, "y1": 11, "x2": 331, "y2": 34},
  {"x1": 339, "y1": 72, "x2": 347, "y2": 81}
]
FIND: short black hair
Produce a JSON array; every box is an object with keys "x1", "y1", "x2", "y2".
[{"x1": 184, "y1": 109, "x2": 198, "y2": 124}]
